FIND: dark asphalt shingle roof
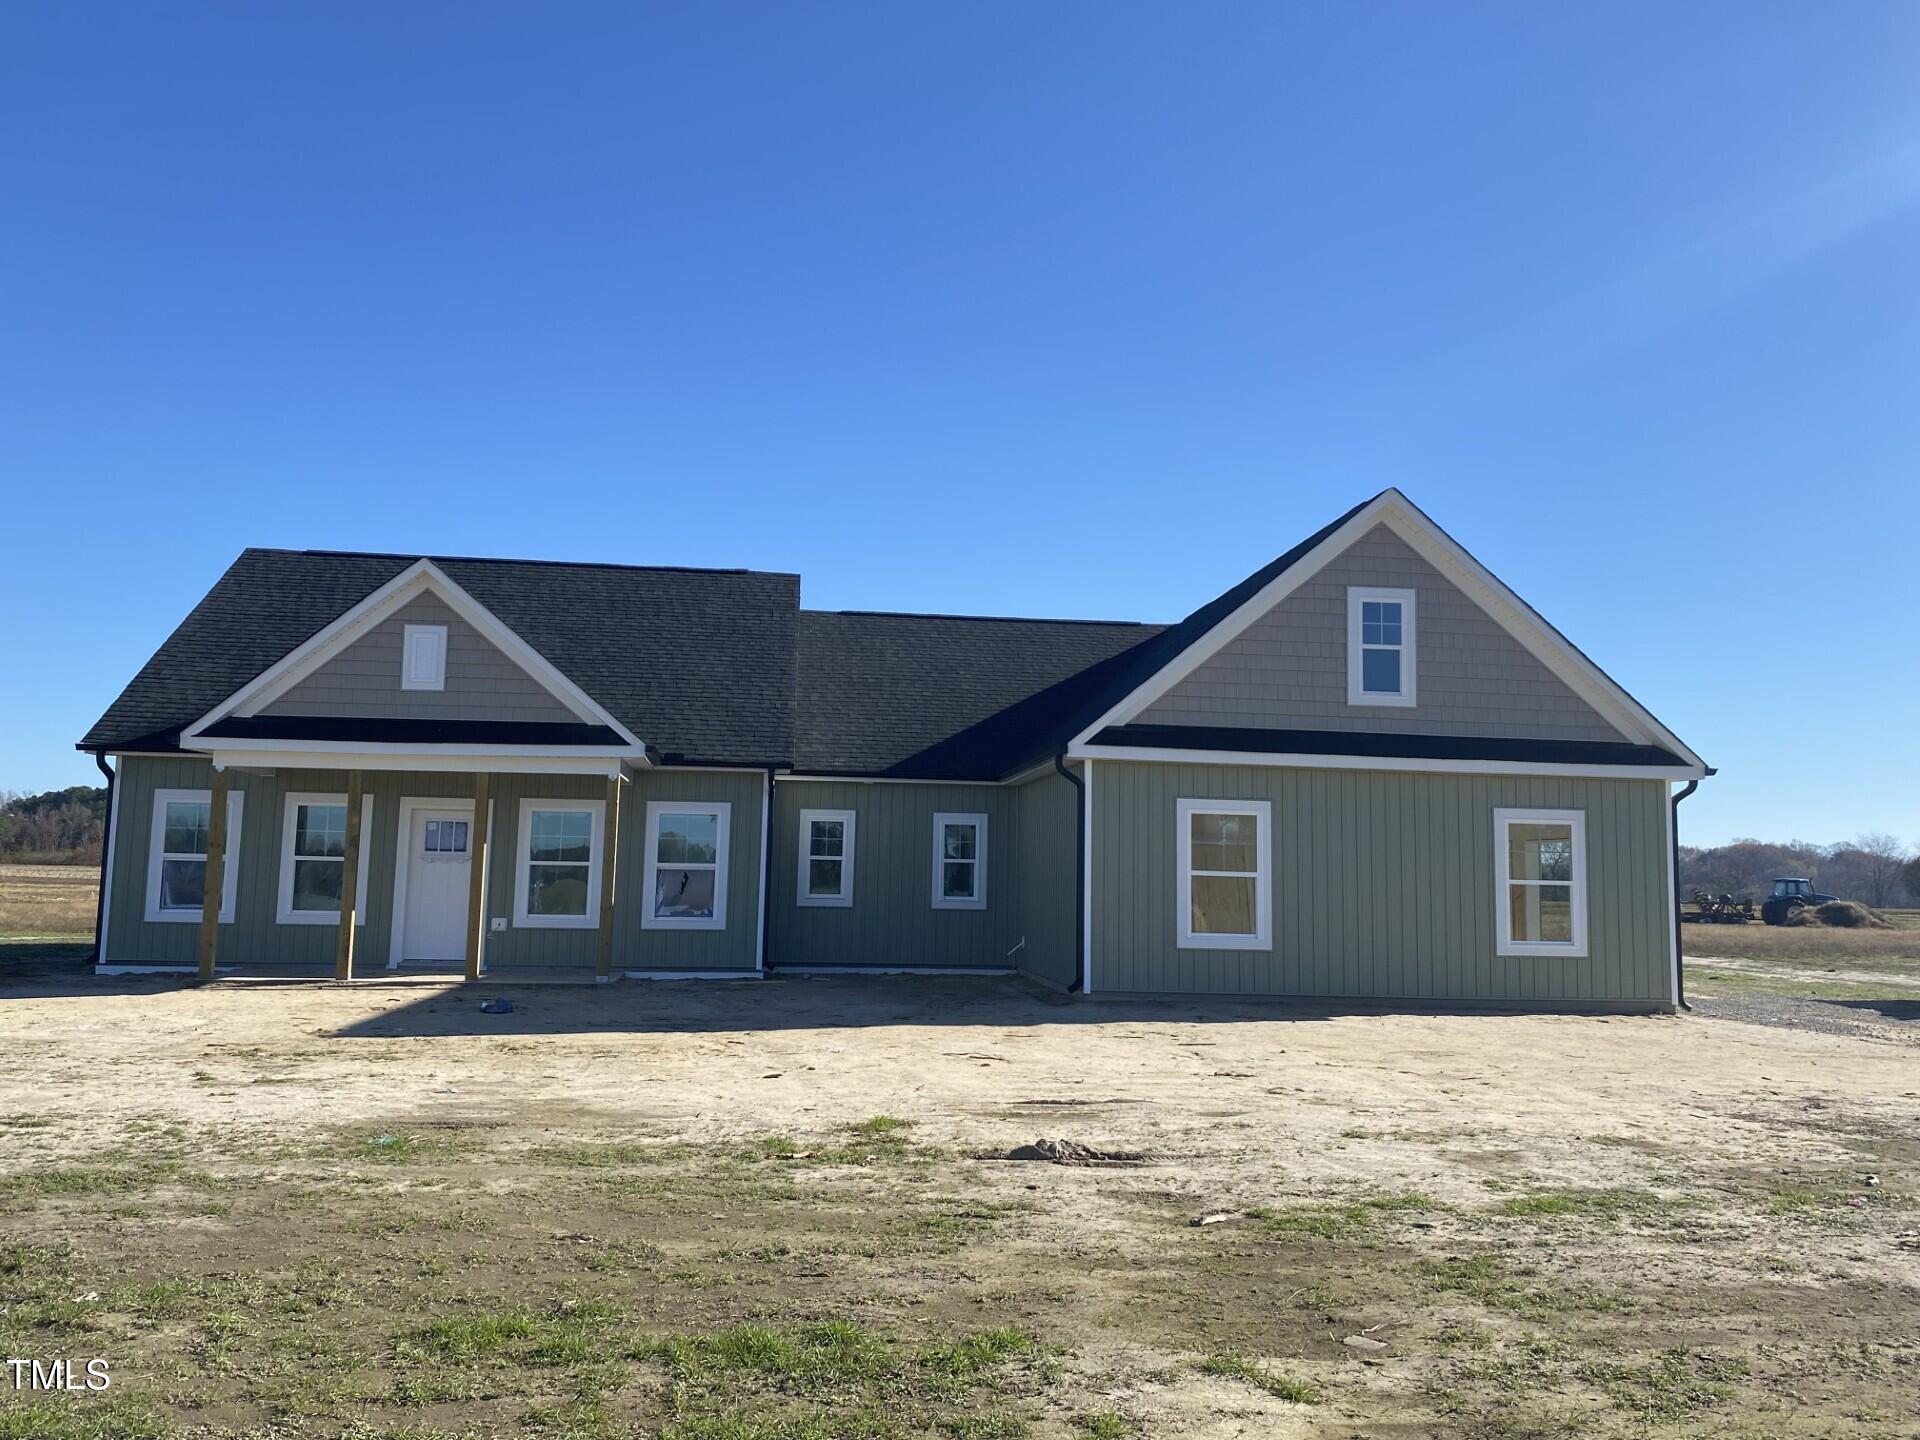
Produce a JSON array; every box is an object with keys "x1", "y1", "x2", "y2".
[
  {"x1": 81, "y1": 549, "x2": 799, "y2": 767},
  {"x1": 795, "y1": 611, "x2": 1165, "y2": 779}
]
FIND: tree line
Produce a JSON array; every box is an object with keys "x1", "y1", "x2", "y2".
[
  {"x1": 1679, "y1": 833, "x2": 1918, "y2": 910},
  {"x1": 0, "y1": 786, "x2": 107, "y2": 864}
]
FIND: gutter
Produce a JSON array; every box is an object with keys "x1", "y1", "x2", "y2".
[
  {"x1": 92, "y1": 753, "x2": 115, "y2": 962},
  {"x1": 1671, "y1": 775, "x2": 1704, "y2": 1011},
  {"x1": 1054, "y1": 755, "x2": 1086, "y2": 992},
  {"x1": 757, "y1": 767, "x2": 777, "y2": 973}
]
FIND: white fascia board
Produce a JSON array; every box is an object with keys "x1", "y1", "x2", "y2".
[
  {"x1": 1070, "y1": 742, "x2": 1705, "y2": 782},
  {"x1": 779, "y1": 773, "x2": 1007, "y2": 787},
  {"x1": 1070, "y1": 488, "x2": 1705, "y2": 771},
  {"x1": 199, "y1": 746, "x2": 634, "y2": 776},
  {"x1": 179, "y1": 558, "x2": 646, "y2": 752}
]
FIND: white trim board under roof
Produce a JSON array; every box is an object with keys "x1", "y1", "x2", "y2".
[
  {"x1": 1066, "y1": 489, "x2": 1707, "y2": 776},
  {"x1": 177, "y1": 558, "x2": 646, "y2": 756}
]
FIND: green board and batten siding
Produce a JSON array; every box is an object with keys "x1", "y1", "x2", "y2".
[
  {"x1": 1089, "y1": 760, "x2": 1672, "y2": 1007},
  {"x1": 104, "y1": 756, "x2": 763, "y2": 973},
  {"x1": 767, "y1": 773, "x2": 1079, "y2": 983}
]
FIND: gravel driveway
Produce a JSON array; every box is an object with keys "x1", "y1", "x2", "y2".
[{"x1": 1692, "y1": 990, "x2": 1920, "y2": 1046}]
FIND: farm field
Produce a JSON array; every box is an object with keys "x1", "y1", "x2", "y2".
[
  {"x1": 1, "y1": 937, "x2": 1916, "y2": 1439},
  {"x1": 0, "y1": 862, "x2": 97, "y2": 939}
]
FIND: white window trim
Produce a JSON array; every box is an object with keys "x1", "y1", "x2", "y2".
[
  {"x1": 930, "y1": 812, "x2": 988, "y2": 910},
  {"x1": 641, "y1": 799, "x2": 731, "y2": 932},
  {"x1": 275, "y1": 792, "x2": 376, "y2": 926},
  {"x1": 144, "y1": 787, "x2": 243, "y2": 924},
  {"x1": 1494, "y1": 807, "x2": 1589, "y2": 958},
  {"x1": 513, "y1": 797, "x2": 606, "y2": 930},
  {"x1": 401, "y1": 623, "x2": 448, "y2": 692},
  {"x1": 1346, "y1": 585, "x2": 1417, "y2": 707},
  {"x1": 1176, "y1": 797, "x2": 1273, "y2": 951},
  {"x1": 796, "y1": 807, "x2": 856, "y2": 908}
]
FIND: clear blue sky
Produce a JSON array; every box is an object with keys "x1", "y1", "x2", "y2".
[{"x1": 2, "y1": 2, "x2": 1915, "y2": 848}]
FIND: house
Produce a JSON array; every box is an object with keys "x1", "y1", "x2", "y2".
[{"x1": 78, "y1": 490, "x2": 1709, "y2": 1009}]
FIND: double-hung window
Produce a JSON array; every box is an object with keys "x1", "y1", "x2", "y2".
[
  {"x1": 1347, "y1": 586, "x2": 1416, "y2": 706},
  {"x1": 797, "y1": 808, "x2": 855, "y2": 907},
  {"x1": 145, "y1": 787, "x2": 244, "y2": 924},
  {"x1": 1176, "y1": 798, "x2": 1272, "y2": 949},
  {"x1": 1494, "y1": 808, "x2": 1588, "y2": 957},
  {"x1": 276, "y1": 792, "x2": 375, "y2": 925},
  {"x1": 513, "y1": 798, "x2": 606, "y2": 929},
  {"x1": 931, "y1": 812, "x2": 987, "y2": 909},
  {"x1": 643, "y1": 801, "x2": 730, "y2": 930}
]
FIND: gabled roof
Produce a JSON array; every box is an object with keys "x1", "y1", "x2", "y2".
[
  {"x1": 82, "y1": 549, "x2": 800, "y2": 767},
  {"x1": 795, "y1": 610, "x2": 1164, "y2": 779}
]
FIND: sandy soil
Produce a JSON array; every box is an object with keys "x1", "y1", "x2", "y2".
[{"x1": 2, "y1": 962, "x2": 1917, "y2": 1437}]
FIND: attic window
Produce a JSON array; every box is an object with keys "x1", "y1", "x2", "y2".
[
  {"x1": 1346, "y1": 587, "x2": 1416, "y2": 706},
  {"x1": 401, "y1": 624, "x2": 447, "y2": 691}
]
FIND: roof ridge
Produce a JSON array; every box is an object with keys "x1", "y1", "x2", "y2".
[
  {"x1": 243, "y1": 547, "x2": 798, "y2": 580},
  {"x1": 805, "y1": 608, "x2": 1162, "y2": 628}
]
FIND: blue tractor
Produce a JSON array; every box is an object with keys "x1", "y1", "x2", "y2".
[{"x1": 1761, "y1": 877, "x2": 1836, "y2": 926}]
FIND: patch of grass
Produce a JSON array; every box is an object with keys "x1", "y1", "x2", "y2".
[
  {"x1": 416, "y1": 1307, "x2": 540, "y2": 1359},
  {"x1": 1414, "y1": 1254, "x2": 1622, "y2": 1320},
  {"x1": 1196, "y1": 1353, "x2": 1320, "y2": 1404},
  {"x1": 1494, "y1": 1188, "x2": 1679, "y2": 1221},
  {"x1": 1074, "y1": 1412, "x2": 1137, "y2": 1439},
  {"x1": 917, "y1": 1329, "x2": 1034, "y2": 1383},
  {"x1": 641, "y1": 1321, "x2": 890, "y2": 1392},
  {"x1": 532, "y1": 1139, "x2": 690, "y2": 1168},
  {"x1": 343, "y1": 1129, "x2": 480, "y2": 1164},
  {"x1": 0, "y1": 1399, "x2": 170, "y2": 1440},
  {"x1": 1249, "y1": 1190, "x2": 1437, "y2": 1239},
  {"x1": 0, "y1": 1162, "x2": 180, "y2": 1210},
  {"x1": 1579, "y1": 1349, "x2": 1748, "y2": 1421}
]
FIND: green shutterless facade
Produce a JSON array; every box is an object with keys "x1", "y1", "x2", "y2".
[
  {"x1": 1087, "y1": 759, "x2": 1673, "y2": 1008},
  {"x1": 102, "y1": 755, "x2": 764, "y2": 973}
]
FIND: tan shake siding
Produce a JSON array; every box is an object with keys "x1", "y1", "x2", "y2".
[
  {"x1": 1138, "y1": 524, "x2": 1627, "y2": 742},
  {"x1": 260, "y1": 594, "x2": 578, "y2": 723},
  {"x1": 1090, "y1": 760, "x2": 1671, "y2": 1007}
]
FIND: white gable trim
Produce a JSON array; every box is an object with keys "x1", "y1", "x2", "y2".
[
  {"x1": 178, "y1": 559, "x2": 645, "y2": 752},
  {"x1": 1069, "y1": 490, "x2": 1705, "y2": 770}
]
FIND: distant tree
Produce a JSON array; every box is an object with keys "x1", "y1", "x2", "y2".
[
  {"x1": 1903, "y1": 855, "x2": 1920, "y2": 906},
  {"x1": 0, "y1": 785, "x2": 107, "y2": 863},
  {"x1": 1847, "y1": 832, "x2": 1913, "y2": 910}
]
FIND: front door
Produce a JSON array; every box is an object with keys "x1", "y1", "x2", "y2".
[{"x1": 401, "y1": 808, "x2": 473, "y2": 962}]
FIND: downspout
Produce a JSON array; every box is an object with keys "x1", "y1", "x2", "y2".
[
  {"x1": 1671, "y1": 777, "x2": 1700, "y2": 1012},
  {"x1": 92, "y1": 753, "x2": 115, "y2": 962},
  {"x1": 1054, "y1": 755, "x2": 1086, "y2": 992}
]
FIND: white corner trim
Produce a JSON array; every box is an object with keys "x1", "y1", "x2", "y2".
[
  {"x1": 1663, "y1": 783, "x2": 1679, "y2": 1007},
  {"x1": 275, "y1": 792, "x2": 376, "y2": 925},
  {"x1": 144, "y1": 787, "x2": 243, "y2": 925},
  {"x1": 400, "y1": 624, "x2": 448, "y2": 691},
  {"x1": 755, "y1": 777, "x2": 770, "y2": 971},
  {"x1": 795, "y1": 807, "x2": 856, "y2": 907},
  {"x1": 513, "y1": 797, "x2": 608, "y2": 930},
  {"x1": 930, "y1": 811, "x2": 988, "y2": 910},
  {"x1": 1069, "y1": 743, "x2": 1704, "y2": 782},
  {"x1": 178, "y1": 558, "x2": 646, "y2": 752},
  {"x1": 1346, "y1": 585, "x2": 1417, "y2": 708},
  {"x1": 1493, "y1": 807, "x2": 1590, "y2": 958},
  {"x1": 1175, "y1": 797, "x2": 1273, "y2": 951},
  {"x1": 1071, "y1": 489, "x2": 1705, "y2": 769},
  {"x1": 641, "y1": 799, "x2": 732, "y2": 932}
]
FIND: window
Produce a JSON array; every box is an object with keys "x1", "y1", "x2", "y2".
[
  {"x1": 1347, "y1": 586, "x2": 1416, "y2": 706},
  {"x1": 401, "y1": 623, "x2": 448, "y2": 691},
  {"x1": 513, "y1": 798, "x2": 606, "y2": 929},
  {"x1": 276, "y1": 792, "x2": 375, "y2": 925},
  {"x1": 931, "y1": 812, "x2": 987, "y2": 910},
  {"x1": 642, "y1": 801, "x2": 730, "y2": 931},
  {"x1": 144, "y1": 787, "x2": 243, "y2": 924},
  {"x1": 797, "y1": 808, "x2": 855, "y2": 907},
  {"x1": 423, "y1": 819, "x2": 468, "y2": 854},
  {"x1": 1176, "y1": 798, "x2": 1272, "y2": 950},
  {"x1": 1494, "y1": 808, "x2": 1588, "y2": 957}
]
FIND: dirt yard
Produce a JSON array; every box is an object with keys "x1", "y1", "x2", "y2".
[{"x1": 0, "y1": 950, "x2": 1915, "y2": 1440}]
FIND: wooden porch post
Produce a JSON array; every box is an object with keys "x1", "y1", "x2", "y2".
[
  {"x1": 595, "y1": 774, "x2": 621, "y2": 981},
  {"x1": 196, "y1": 766, "x2": 230, "y2": 982},
  {"x1": 335, "y1": 769, "x2": 364, "y2": 982},
  {"x1": 464, "y1": 771, "x2": 490, "y2": 982}
]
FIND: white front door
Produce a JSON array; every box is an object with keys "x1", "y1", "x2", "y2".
[{"x1": 401, "y1": 808, "x2": 473, "y2": 962}]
